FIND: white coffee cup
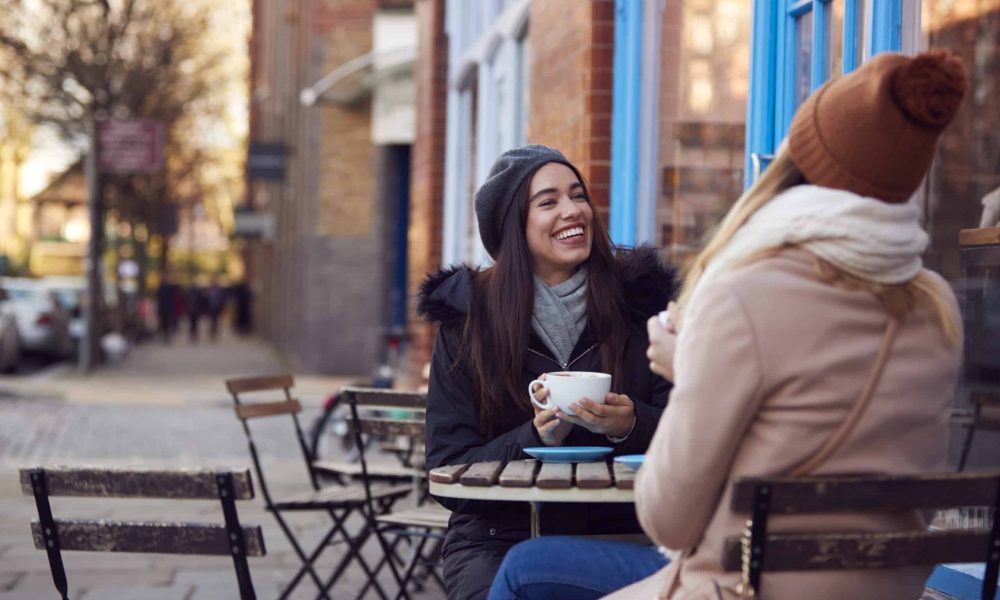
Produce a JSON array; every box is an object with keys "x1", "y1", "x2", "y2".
[{"x1": 528, "y1": 371, "x2": 611, "y2": 416}]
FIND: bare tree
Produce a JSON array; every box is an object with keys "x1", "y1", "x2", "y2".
[{"x1": 0, "y1": 0, "x2": 241, "y2": 279}]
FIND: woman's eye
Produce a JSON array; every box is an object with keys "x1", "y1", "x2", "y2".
[
  {"x1": 572, "y1": 194, "x2": 588, "y2": 201},
  {"x1": 539, "y1": 199, "x2": 556, "y2": 207}
]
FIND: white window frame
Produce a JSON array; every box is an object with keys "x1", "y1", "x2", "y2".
[{"x1": 442, "y1": 0, "x2": 531, "y2": 266}]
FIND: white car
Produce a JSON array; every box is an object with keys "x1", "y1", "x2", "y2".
[
  {"x1": 41, "y1": 276, "x2": 86, "y2": 344},
  {"x1": 0, "y1": 278, "x2": 73, "y2": 359},
  {"x1": 0, "y1": 289, "x2": 21, "y2": 372}
]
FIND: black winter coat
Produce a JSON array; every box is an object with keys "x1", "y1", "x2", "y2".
[{"x1": 418, "y1": 246, "x2": 675, "y2": 600}]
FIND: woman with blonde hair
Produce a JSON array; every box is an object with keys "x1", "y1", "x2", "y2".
[{"x1": 488, "y1": 49, "x2": 968, "y2": 600}]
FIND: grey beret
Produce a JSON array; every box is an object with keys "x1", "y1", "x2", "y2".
[{"x1": 474, "y1": 144, "x2": 573, "y2": 258}]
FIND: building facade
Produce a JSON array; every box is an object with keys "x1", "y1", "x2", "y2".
[
  {"x1": 406, "y1": 0, "x2": 616, "y2": 375},
  {"x1": 247, "y1": 0, "x2": 416, "y2": 375},
  {"x1": 406, "y1": 0, "x2": 999, "y2": 381}
]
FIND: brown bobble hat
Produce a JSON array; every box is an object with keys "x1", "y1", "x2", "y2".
[{"x1": 788, "y1": 49, "x2": 969, "y2": 203}]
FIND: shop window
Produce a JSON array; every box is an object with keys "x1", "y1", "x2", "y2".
[
  {"x1": 825, "y1": 0, "x2": 845, "y2": 78},
  {"x1": 795, "y1": 9, "x2": 815, "y2": 106},
  {"x1": 655, "y1": 0, "x2": 751, "y2": 263},
  {"x1": 921, "y1": 2, "x2": 1000, "y2": 281},
  {"x1": 516, "y1": 33, "x2": 530, "y2": 147}
]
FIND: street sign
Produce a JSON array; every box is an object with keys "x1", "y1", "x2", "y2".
[
  {"x1": 247, "y1": 142, "x2": 287, "y2": 181},
  {"x1": 97, "y1": 119, "x2": 165, "y2": 174}
]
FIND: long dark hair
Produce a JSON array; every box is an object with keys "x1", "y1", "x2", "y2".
[{"x1": 462, "y1": 163, "x2": 629, "y2": 438}]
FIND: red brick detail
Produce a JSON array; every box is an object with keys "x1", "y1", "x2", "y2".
[
  {"x1": 406, "y1": 0, "x2": 448, "y2": 381},
  {"x1": 528, "y1": 1, "x2": 614, "y2": 223}
]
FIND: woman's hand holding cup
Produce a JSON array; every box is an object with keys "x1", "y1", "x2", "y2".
[
  {"x1": 531, "y1": 374, "x2": 573, "y2": 446},
  {"x1": 560, "y1": 393, "x2": 636, "y2": 438}
]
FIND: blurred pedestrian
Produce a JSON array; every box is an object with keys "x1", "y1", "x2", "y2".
[
  {"x1": 186, "y1": 284, "x2": 206, "y2": 342},
  {"x1": 171, "y1": 284, "x2": 187, "y2": 337},
  {"x1": 205, "y1": 277, "x2": 226, "y2": 340},
  {"x1": 155, "y1": 274, "x2": 175, "y2": 344},
  {"x1": 231, "y1": 280, "x2": 252, "y2": 335}
]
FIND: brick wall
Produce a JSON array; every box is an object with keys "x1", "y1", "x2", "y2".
[
  {"x1": 405, "y1": 0, "x2": 447, "y2": 382},
  {"x1": 527, "y1": 0, "x2": 614, "y2": 222}
]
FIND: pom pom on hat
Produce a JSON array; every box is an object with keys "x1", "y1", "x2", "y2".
[{"x1": 891, "y1": 49, "x2": 970, "y2": 128}]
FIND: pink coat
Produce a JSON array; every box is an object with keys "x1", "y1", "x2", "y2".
[{"x1": 606, "y1": 249, "x2": 961, "y2": 600}]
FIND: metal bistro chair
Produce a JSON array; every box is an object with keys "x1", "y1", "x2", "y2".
[
  {"x1": 21, "y1": 466, "x2": 265, "y2": 600},
  {"x1": 226, "y1": 375, "x2": 411, "y2": 600},
  {"x1": 723, "y1": 471, "x2": 1000, "y2": 599},
  {"x1": 342, "y1": 387, "x2": 450, "y2": 600}
]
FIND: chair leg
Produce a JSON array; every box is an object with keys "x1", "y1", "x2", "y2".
[
  {"x1": 958, "y1": 425, "x2": 977, "y2": 472},
  {"x1": 392, "y1": 533, "x2": 434, "y2": 600},
  {"x1": 409, "y1": 534, "x2": 445, "y2": 593},
  {"x1": 356, "y1": 527, "x2": 411, "y2": 600},
  {"x1": 346, "y1": 499, "x2": 411, "y2": 600},
  {"x1": 358, "y1": 529, "x2": 419, "y2": 599},
  {"x1": 270, "y1": 509, "x2": 336, "y2": 600},
  {"x1": 318, "y1": 512, "x2": 394, "y2": 600}
]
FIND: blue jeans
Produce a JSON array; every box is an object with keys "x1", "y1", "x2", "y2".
[{"x1": 486, "y1": 536, "x2": 669, "y2": 600}]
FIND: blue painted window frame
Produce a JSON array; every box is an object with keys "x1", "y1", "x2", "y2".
[
  {"x1": 609, "y1": 0, "x2": 642, "y2": 247},
  {"x1": 744, "y1": 0, "x2": 901, "y2": 188}
]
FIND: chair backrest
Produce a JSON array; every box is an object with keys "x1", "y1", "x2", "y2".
[
  {"x1": 21, "y1": 466, "x2": 265, "y2": 600},
  {"x1": 340, "y1": 387, "x2": 426, "y2": 497},
  {"x1": 340, "y1": 387, "x2": 426, "y2": 437},
  {"x1": 723, "y1": 471, "x2": 1000, "y2": 599},
  {"x1": 225, "y1": 374, "x2": 320, "y2": 496}
]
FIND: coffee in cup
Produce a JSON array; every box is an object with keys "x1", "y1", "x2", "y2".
[{"x1": 528, "y1": 371, "x2": 611, "y2": 416}]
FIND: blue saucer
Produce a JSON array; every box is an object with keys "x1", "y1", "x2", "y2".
[
  {"x1": 613, "y1": 454, "x2": 645, "y2": 470},
  {"x1": 523, "y1": 446, "x2": 613, "y2": 463}
]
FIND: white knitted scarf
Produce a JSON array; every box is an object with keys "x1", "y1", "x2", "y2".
[{"x1": 689, "y1": 185, "x2": 928, "y2": 310}]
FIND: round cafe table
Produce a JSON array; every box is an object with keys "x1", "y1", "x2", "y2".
[{"x1": 428, "y1": 458, "x2": 636, "y2": 538}]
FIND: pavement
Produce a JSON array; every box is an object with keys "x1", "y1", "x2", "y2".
[{"x1": 0, "y1": 328, "x2": 446, "y2": 600}]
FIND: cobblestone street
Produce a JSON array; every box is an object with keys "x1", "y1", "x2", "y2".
[{"x1": 0, "y1": 333, "x2": 446, "y2": 600}]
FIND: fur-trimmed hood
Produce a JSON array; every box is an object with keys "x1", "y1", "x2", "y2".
[{"x1": 417, "y1": 245, "x2": 676, "y2": 326}]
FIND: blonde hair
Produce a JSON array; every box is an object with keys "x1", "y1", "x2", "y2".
[{"x1": 677, "y1": 145, "x2": 962, "y2": 346}]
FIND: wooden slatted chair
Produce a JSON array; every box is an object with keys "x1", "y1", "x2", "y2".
[
  {"x1": 722, "y1": 471, "x2": 1000, "y2": 599},
  {"x1": 226, "y1": 375, "x2": 411, "y2": 600},
  {"x1": 20, "y1": 466, "x2": 265, "y2": 600},
  {"x1": 341, "y1": 387, "x2": 450, "y2": 600}
]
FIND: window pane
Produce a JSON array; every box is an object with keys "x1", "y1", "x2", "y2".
[
  {"x1": 826, "y1": 0, "x2": 845, "y2": 79},
  {"x1": 922, "y1": 3, "x2": 1000, "y2": 393},
  {"x1": 922, "y1": 3, "x2": 1000, "y2": 277},
  {"x1": 518, "y1": 36, "x2": 530, "y2": 146},
  {"x1": 856, "y1": 0, "x2": 868, "y2": 65},
  {"x1": 795, "y1": 11, "x2": 814, "y2": 106},
  {"x1": 655, "y1": 0, "x2": 750, "y2": 264}
]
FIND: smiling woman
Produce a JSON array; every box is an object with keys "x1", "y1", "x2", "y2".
[{"x1": 418, "y1": 144, "x2": 677, "y2": 600}]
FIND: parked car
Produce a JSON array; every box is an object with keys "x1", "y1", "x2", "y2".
[
  {"x1": 0, "y1": 288, "x2": 22, "y2": 372},
  {"x1": 0, "y1": 278, "x2": 73, "y2": 359},
  {"x1": 42, "y1": 276, "x2": 122, "y2": 350}
]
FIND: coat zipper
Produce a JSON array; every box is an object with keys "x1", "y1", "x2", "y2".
[{"x1": 528, "y1": 343, "x2": 599, "y2": 371}]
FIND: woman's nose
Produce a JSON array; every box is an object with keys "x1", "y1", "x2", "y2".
[{"x1": 560, "y1": 198, "x2": 582, "y2": 218}]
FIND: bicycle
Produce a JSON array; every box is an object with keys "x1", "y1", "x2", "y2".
[{"x1": 308, "y1": 333, "x2": 403, "y2": 464}]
